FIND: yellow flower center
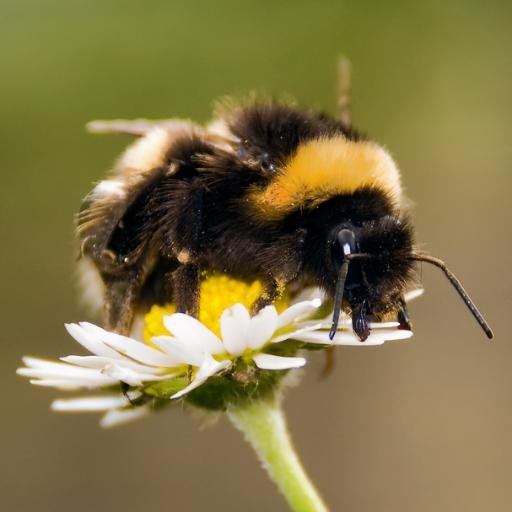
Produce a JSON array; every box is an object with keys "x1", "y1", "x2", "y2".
[{"x1": 143, "y1": 273, "x2": 290, "y2": 343}]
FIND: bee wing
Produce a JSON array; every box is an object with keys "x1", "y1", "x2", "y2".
[
  {"x1": 78, "y1": 123, "x2": 196, "y2": 268},
  {"x1": 77, "y1": 164, "x2": 176, "y2": 268},
  {"x1": 79, "y1": 118, "x2": 238, "y2": 271}
]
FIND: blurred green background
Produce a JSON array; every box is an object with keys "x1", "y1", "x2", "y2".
[{"x1": 1, "y1": 1, "x2": 511, "y2": 511}]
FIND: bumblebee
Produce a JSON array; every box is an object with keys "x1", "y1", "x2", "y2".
[{"x1": 78, "y1": 78, "x2": 492, "y2": 341}]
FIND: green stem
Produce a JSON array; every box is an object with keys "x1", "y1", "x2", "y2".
[{"x1": 228, "y1": 397, "x2": 329, "y2": 512}]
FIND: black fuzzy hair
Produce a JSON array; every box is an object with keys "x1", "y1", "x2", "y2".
[
  {"x1": 227, "y1": 100, "x2": 363, "y2": 169},
  {"x1": 356, "y1": 214, "x2": 416, "y2": 311},
  {"x1": 292, "y1": 187, "x2": 415, "y2": 315}
]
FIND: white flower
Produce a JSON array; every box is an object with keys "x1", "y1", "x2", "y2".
[
  {"x1": 16, "y1": 321, "x2": 184, "y2": 428},
  {"x1": 162, "y1": 301, "x2": 322, "y2": 399},
  {"x1": 17, "y1": 289, "x2": 421, "y2": 426},
  {"x1": 18, "y1": 322, "x2": 180, "y2": 389},
  {"x1": 16, "y1": 300, "x2": 323, "y2": 424}
]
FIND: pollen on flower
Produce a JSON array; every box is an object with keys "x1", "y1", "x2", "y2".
[
  {"x1": 143, "y1": 274, "x2": 290, "y2": 342},
  {"x1": 143, "y1": 303, "x2": 177, "y2": 343}
]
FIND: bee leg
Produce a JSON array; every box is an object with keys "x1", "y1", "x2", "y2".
[
  {"x1": 251, "y1": 229, "x2": 306, "y2": 314},
  {"x1": 352, "y1": 300, "x2": 370, "y2": 341},
  {"x1": 103, "y1": 272, "x2": 144, "y2": 335},
  {"x1": 397, "y1": 298, "x2": 412, "y2": 330},
  {"x1": 250, "y1": 277, "x2": 286, "y2": 314},
  {"x1": 172, "y1": 263, "x2": 200, "y2": 317},
  {"x1": 120, "y1": 382, "x2": 151, "y2": 406}
]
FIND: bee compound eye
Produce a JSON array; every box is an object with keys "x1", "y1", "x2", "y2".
[
  {"x1": 336, "y1": 229, "x2": 357, "y2": 256},
  {"x1": 329, "y1": 228, "x2": 357, "y2": 268}
]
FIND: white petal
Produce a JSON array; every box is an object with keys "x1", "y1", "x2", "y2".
[
  {"x1": 317, "y1": 315, "x2": 352, "y2": 327},
  {"x1": 60, "y1": 355, "x2": 163, "y2": 375},
  {"x1": 365, "y1": 329, "x2": 414, "y2": 344},
  {"x1": 277, "y1": 300, "x2": 321, "y2": 329},
  {"x1": 308, "y1": 318, "x2": 400, "y2": 330},
  {"x1": 369, "y1": 321, "x2": 401, "y2": 329},
  {"x1": 252, "y1": 353, "x2": 306, "y2": 370},
  {"x1": 151, "y1": 336, "x2": 204, "y2": 366},
  {"x1": 404, "y1": 288, "x2": 424, "y2": 302},
  {"x1": 29, "y1": 379, "x2": 85, "y2": 390},
  {"x1": 293, "y1": 328, "x2": 413, "y2": 346},
  {"x1": 171, "y1": 354, "x2": 231, "y2": 399},
  {"x1": 291, "y1": 287, "x2": 325, "y2": 303},
  {"x1": 246, "y1": 306, "x2": 279, "y2": 350},
  {"x1": 100, "y1": 406, "x2": 151, "y2": 429},
  {"x1": 220, "y1": 304, "x2": 251, "y2": 356},
  {"x1": 163, "y1": 314, "x2": 224, "y2": 354},
  {"x1": 83, "y1": 324, "x2": 177, "y2": 367},
  {"x1": 18, "y1": 358, "x2": 113, "y2": 382},
  {"x1": 65, "y1": 323, "x2": 121, "y2": 359},
  {"x1": 101, "y1": 364, "x2": 144, "y2": 386},
  {"x1": 29, "y1": 376, "x2": 116, "y2": 389},
  {"x1": 20, "y1": 356, "x2": 90, "y2": 373},
  {"x1": 271, "y1": 322, "x2": 324, "y2": 343},
  {"x1": 18, "y1": 367, "x2": 109, "y2": 381},
  {"x1": 52, "y1": 395, "x2": 129, "y2": 412},
  {"x1": 103, "y1": 363, "x2": 173, "y2": 384}
]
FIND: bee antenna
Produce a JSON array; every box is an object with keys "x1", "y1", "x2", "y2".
[
  {"x1": 328, "y1": 252, "x2": 372, "y2": 340},
  {"x1": 409, "y1": 254, "x2": 493, "y2": 340},
  {"x1": 329, "y1": 259, "x2": 350, "y2": 340}
]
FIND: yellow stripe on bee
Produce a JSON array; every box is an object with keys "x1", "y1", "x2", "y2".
[{"x1": 250, "y1": 136, "x2": 402, "y2": 217}]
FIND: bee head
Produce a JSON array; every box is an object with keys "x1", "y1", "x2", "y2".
[
  {"x1": 324, "y1": 214, "x2": 493, "y2": 341},
  {"x1": 325, "y1": 215, "x2": 415, "y2": 340}
]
